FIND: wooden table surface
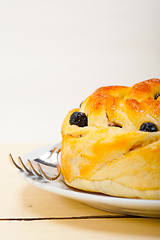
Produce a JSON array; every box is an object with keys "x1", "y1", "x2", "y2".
[{"x1": 0, "y1": 143, "x2": 160, "y2": 240}]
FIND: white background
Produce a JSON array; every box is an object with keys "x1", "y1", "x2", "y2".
[{"x1": 0, "y1": 0, "x2": 160, "y2": 143}]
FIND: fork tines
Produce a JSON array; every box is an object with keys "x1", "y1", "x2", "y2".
[{"x1": 9, "y1": 145, "x2": 61, "y2": 181}]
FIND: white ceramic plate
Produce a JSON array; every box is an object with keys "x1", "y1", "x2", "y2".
[{"x1": 19, "y1": 144, "x2": 160, "y2": 218}]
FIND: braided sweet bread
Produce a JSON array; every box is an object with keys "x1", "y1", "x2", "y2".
[{"x1": 61, "y1": 78, "x2": 160, "y2": 199}]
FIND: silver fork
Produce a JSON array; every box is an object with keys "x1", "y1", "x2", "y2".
[{"x1": 9, "y1": 143, "x2": 61, "y2": 181}]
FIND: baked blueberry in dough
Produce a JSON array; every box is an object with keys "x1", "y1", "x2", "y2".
[
  {"x1": 69, "y1": 111, "x2": 88, "y2": 127},
  {"x1": 140, "y1": 122, "x2": 158, "y2": 132},
  {"x1": 61, "y1": 78, "x2": 160, "y2": 199}
]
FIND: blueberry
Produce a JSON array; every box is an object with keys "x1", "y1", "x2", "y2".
[
  {"x1": 155, "y1": 93, "x2": 160, "y2": 100},
  {"x1": 140, "y1": 122, "x2": 158, "y2": 132},
  {"x1": 69, "y1": 111, "x2": 88, "y2": 127}
]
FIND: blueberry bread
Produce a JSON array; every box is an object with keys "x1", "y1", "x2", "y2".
[{"x1": 61, "y1": 78, "x2": 160, "y2": 199}]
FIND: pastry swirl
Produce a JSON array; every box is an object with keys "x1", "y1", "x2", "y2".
[{"x1": 61, "y1": 78, "x2": 160, "y2": 199}]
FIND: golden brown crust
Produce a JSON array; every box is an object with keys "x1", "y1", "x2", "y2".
[{"x1": 61, "y1": 78, "x2": 160, "y2": 199}]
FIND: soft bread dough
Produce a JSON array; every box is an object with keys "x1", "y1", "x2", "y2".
[{"x1": 61, "y1": 78, "x2": 160, "y2": 199}]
